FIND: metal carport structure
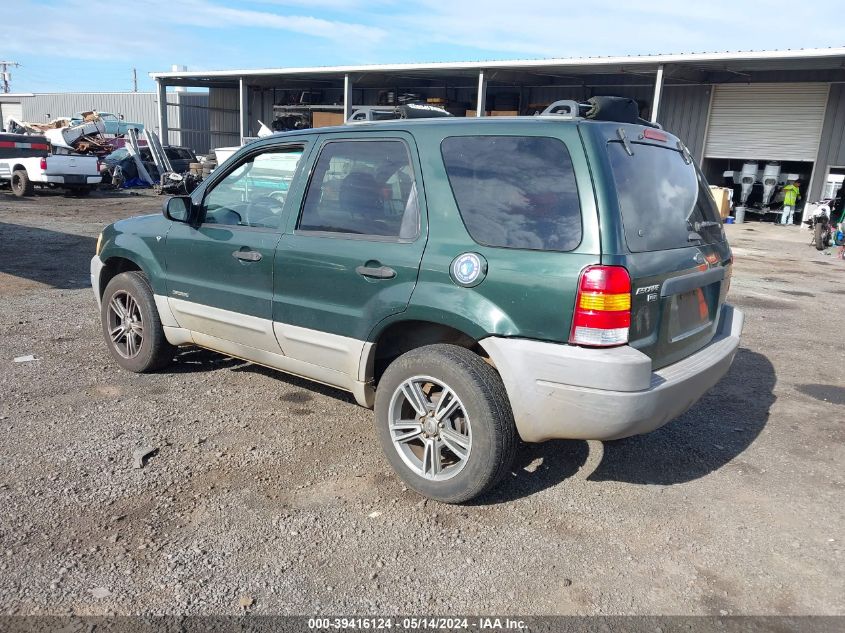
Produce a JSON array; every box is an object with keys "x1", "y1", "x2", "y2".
[{"x1": 151, "y1": 47, "x2": 845, "y2": 199}]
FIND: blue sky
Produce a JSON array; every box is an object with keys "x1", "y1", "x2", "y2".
[{"x1": 5, "y1": 0, "x2": 844, "y2": 93}]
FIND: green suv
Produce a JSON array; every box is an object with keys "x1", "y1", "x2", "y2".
[{"x1": 91, "y1": 107, "x2": 743, "y2": 503}]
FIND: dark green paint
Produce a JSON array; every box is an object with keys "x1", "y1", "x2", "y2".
[
  {"x1": 273, "y1": 131, "x2": 429, "y2": 339},
  {"x1": 98, "y1": 214, "x2": 171, "y2": 296},
  {"x1": 579, "y1": 122, "x2": 732, "y2": 367},
  {"x1": 97, "y1": 117, "x2": 730, "y2": 365}
]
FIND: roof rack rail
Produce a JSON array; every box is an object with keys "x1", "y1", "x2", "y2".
[
  {"x1": 347, "y1": 103, "x2": 453, "y2": 124},
  {"x1": 539, "y1": 100, "x2": 581, "y2": 118}
]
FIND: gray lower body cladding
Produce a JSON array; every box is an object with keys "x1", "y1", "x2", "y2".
[{"x1": 480, "y1": 305, "x2": 744, "y2": 442}]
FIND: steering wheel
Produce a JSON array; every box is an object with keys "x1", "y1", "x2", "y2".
[
  {"x1": 267, "y1": 190, "x2": 287, "y2": 204},
  {"x1": 208, "y1": 207, "x2": 242, "y2": 225},
  {"x1": 251, "y1": 194, "x2": 284, "y2": 213},
  {"x1": 238, "y1": 195, "x2": 283, "y2": 227}
]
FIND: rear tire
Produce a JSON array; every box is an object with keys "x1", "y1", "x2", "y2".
[
  {"x1": 100, "y1": 271, "x2": 175, "y2": 372},
  {"x1": 814, "y1": 223, "x2": 826, "y2": 250},
  {"x1": 374, "y1": 344, "x2": 517, "y2": 504},
  {"x1": 11, "y1": 170, "x2": 34, "y2": 197}
]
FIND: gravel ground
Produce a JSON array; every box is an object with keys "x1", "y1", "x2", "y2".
[{"x1": 0, "y1": 189, "x2": 843, "y2": 616}]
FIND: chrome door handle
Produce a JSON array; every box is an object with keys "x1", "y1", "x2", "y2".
[
  {"x1": 356, "y1": 265, "x2": 396, "y2": 279},
  {"x1": 232, "y1": 250, "x2": 262, "y2": 262}
]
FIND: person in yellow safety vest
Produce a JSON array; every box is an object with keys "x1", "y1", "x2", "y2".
[{"x1": 780, "y1": 180, "x2": 800, "y2": 225}]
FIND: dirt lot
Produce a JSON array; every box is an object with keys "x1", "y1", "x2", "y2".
[{"x1": 0, "y1": 189, "x2": 843, "y2": 616}]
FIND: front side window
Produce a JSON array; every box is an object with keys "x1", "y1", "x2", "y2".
[
  {"x1": 441, "y1": 136, "x2": 582, "y2": 251},
  {"x1": 203, "y1": 146, "x2": 304, "y2": 230},
  {"x1": 298, "y1": 140, "x2": 420, "y2": 239}
]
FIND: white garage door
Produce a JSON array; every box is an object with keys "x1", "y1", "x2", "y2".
[
  {"x1": 704, "y1": 83, "x2": 829, "y2": 161},
  {"x1": 1, "y1": 101, "x2": 23, "y2": 128}
]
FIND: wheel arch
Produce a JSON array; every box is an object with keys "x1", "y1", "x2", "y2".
[
  {"x1": 364, "y1": 318, "x2": 486, "y2": 387},
  {"x1": 98, "y1": 255, "x2": 144, "y2": 299},
  {"x1": 97, "y1": 230, "x2": 169, "y2": 300}
]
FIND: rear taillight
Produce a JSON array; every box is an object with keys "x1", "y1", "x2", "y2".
[
  {"x1": 570, "y1": 265, "x2": 631, "y2": 347},
  {"x1": 40, "y1": 157, "x2": 47, "y2": 170}
]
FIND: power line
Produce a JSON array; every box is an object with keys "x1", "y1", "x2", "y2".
[{"x1": 0, "y1": 61, "x2": 21, "y2": 93}]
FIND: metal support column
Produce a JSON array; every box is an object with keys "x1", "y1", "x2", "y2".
[
  {"x1": 239, "y1": 77, "x2": 249, "y2": 143},
  {"x1": 651, "y1": 64, "x2": 665, "y2": 123},
  {"x1": 156, "y1": 80, "x2": 168, "y2": 142},
  {"x1": 476, "y1": 70, "x2": 488, "y2": 117},
  {"x1": 343, "y1": 74, "x2": 353, "y2": 122}
]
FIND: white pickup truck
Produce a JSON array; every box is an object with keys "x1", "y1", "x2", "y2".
[{"x1": 0, "y1": 133, "x2": 102, "y2": 197}]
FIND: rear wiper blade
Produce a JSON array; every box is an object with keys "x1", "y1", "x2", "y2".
[
  {"x1": 616, "y1": 128, "x2": 634, "y2": 156},
  {"x1": 677, "y1": 140, "x2": 692, "y2": 164},
  {"x1": 688, "y1": 231, "x2": 703, "y2": 242}
]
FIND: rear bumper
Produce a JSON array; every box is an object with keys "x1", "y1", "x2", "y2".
[
  {"x1": 480, "y1": 305, "x2": 744, "y2": 442},
  {"x1": 42, "y1": 175, "x2": 102, "y2": 185}
]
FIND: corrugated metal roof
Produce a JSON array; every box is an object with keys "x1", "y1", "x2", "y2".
[{"x1": 150, "y1": 46, "x2": 845, "y2": 81}]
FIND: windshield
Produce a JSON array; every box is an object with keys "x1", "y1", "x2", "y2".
[
  {"x1": 104, "y1": 148, "x2": 129, "y2": 163},
  {"x1": 607, "y1": 141, "x2": 724, "y2": 252}
]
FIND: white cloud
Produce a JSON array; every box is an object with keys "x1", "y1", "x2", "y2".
[
  {"x1": 381, "y1": 0, "x2": 842, "y2": 59},
  {"x1": 5, "y1": 0, "x2": 385, "y2": 63},
  {"x1": 165, "y1": 0, "x2": 386, "y2": 41},
  {"x1": 6, "y1": 0, "x2": 844, "y2": 91}
]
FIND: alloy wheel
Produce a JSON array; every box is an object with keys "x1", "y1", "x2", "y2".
[
  {"x1": 387, "y1": 375, "x2": 472, "y2": 481},
  {"x1": 106, "y1": 290, "x2": 144, "y2": 359}
]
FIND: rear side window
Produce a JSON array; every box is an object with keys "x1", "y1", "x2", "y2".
[
  {"x1": 298, "y1": 140, "x2": 419, "y2": 239},
  {"x1": 607, "y1": 142, "x2": 724, "y2": 252},
  {"x1": 441, "y1": 136, "x2": 582, "y2": 251}
]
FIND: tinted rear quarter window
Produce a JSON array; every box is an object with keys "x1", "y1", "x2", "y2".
[
  {"x1": 441, "y1": 136, "x2": 582, "y2": 251},
  {"x1": 607, "y1": 142, "x2": 724, "y2": 252}
]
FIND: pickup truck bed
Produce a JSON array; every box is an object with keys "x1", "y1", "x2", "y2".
[{"x1": 0, "y1": 133, "x2": 101, "y2": 197}]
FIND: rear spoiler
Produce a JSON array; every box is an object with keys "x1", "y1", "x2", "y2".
[{"x1": 541, "y1": 97, "x2": 662, "y2": 129}]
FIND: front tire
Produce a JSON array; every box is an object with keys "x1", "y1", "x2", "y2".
[
  {"x1": 374, "y1": 344, "x2": 517, "y2": 503},
  {"x1": 100, "y1": 271, "x2": 175, "y2": 372}
]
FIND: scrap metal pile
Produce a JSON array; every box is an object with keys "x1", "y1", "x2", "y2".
[
  {"x1": 6, "y1": 110, "x2": 203, "y2": 193},
  {"x1": 6, "y1": 112, "x2": 114, "y2": 156},
  {"x1": 118, "y1": 128, "x2": 202, "y2": 194}
]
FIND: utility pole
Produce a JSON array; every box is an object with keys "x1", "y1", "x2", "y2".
[
  {"x1": 0, "y1": 61, "x2": 21, "y2": 94},
  {"x1": 132, "y1": 68, "x2": 138, "y2": 93}
]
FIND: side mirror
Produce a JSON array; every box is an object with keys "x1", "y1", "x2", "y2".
[{"x1": 163, "y1": 196, "x2": 196, "y2": 224}]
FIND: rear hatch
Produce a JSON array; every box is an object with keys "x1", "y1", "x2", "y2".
[{"x1": 604, "y1": 130, "x2": 732, "y2": 369}]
